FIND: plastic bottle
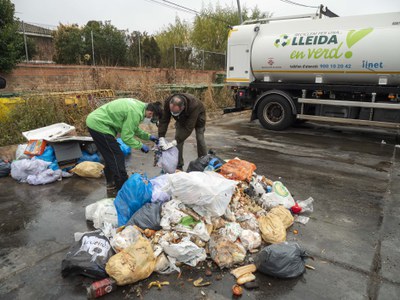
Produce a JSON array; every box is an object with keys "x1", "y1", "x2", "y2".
[{"x1": 87, "y1": 277, "x2": 117, "y2": 299}]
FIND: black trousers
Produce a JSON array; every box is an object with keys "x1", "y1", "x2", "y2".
[{"x1": 88, "y1": 127, "x2": 128, "y2": 191}]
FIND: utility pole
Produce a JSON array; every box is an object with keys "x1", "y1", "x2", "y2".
[
  {"x1": 91, "y1": 30, "x2": 95, "y2": 66},
  {"x1": 236, "y1": 0, "x2": 243, "y2": 24}
]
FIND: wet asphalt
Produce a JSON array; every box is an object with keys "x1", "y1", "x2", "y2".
[{"x1": 1, "y1": 112, "x2": 400, "y2": 300}]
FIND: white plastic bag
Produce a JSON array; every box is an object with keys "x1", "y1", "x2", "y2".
[
  {"x1": 174, "y1": 221, "x2": 210, "y2": 242},
  {"x1": 85, "y1": 198, "x2": 118, "y2": 229},
  {"x1": 161, "y1": 237, "x2": 207, "y2": 267},
  {"x1": 150, "y1": 175, "x2": 171, "y2": 203},
  {"x1": 27, "y1": 169, "x2": 62, "y2": 185},
  {"x1": 240, "y1": 229, "x2": 262, "y2": 250},
  {"x1": 298, "y1": 197, "x2": 314, "y2": 213},
  {"x1": 260, "y1": 181, "x2": 295, "y2": 209},
  {"x1": 15, "y1": 144, "x2": 30, "y2": 160},
  {"x1": 110, "y1": 225, "x2": 141, "y2": 252},
  {"x1": 167, "y1": 171, "x2": 238, "y2": 217},
  {"x1": 155, "y1": 253, "x2": 181, "y2": 274},
  {"x1": 160, "y1": 199, "x2": 188, "y2": 230},
  {"x1": 11, "y1": 158, "x2": 51, "y2": 182},
  {"x1": 157, "y1": 146, "x2": 179, "y2": 174},
  {"x1": 219, "y1": 222, "x2": 243, "y2": 242}
]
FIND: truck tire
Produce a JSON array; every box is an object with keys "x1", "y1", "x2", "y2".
[{"x1": 257, "y1": 95, "x2": 295, "y2": 130}]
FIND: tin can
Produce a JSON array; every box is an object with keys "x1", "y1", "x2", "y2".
[{"x1": 87, "y1": 278, "x2": 117, "y2": 299}]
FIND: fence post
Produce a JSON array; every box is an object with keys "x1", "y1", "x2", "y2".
[
  {"x1": 22, "y1": 21, "x2": 29, "y2": 62},
  {"x1": 91, "y1": 30, "x2": 95, "y2": 66},
  {"x1": 173, "y1": 45, "x2": 176, "y2": 69},
  {"x1": 202, "y1": 50, "x2": 205, "y2": 70}
]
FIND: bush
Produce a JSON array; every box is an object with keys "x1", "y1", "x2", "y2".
[{"x1": 0, "y1": 85, "x2": 234, "y2": 147}]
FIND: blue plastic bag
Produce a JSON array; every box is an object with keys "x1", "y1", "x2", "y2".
[
  {"x1": 36, "y1": 146, "x2": 59, "y2": 170},
  {"x1": 117, "y1": 138, "x2": 131, "y2": 156},
  {"x1": 114, "y1": 173, "x2": 152, "y2": 226},
  {"x1": 78, "y1": 151, "x2": 100, "y2": 163}
]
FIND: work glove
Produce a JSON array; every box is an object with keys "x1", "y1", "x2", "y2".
[
  {"x1": 160, "y1": 139, "x2": 177, "y2": 151},
  {"x1": 141, "y1": 144, "x2": 150, "y2": 153},
  {"x1": 150, "y1": 135, "x2": 159, "y2": 144}
]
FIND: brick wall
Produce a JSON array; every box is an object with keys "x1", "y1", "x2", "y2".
[{"x1": 0, "y1": 64, "x2": 220, "y2": 93}]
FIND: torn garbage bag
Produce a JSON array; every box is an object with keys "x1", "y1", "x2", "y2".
[
  {"x1": 126, "y1": 202, "x2": 162, "y2": 231},
  {"x1": 106, "y1": 236, "x2": 156, "y2": 286},
  {"x1": 61, "y1": 230, "x2": 114, "y2": 279},
  {"x1": 114, "y1": 173, "x2": 152, "y2": 226},
  {"x1": 161, "y1": 236, "x2": 207, "y2": 267},
  {"x1": 255, "y1": 242, "x2": 308, "y2": 279}
]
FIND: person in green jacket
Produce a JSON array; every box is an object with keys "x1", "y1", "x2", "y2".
[{"x1": 86, "y1": 98, "x2": 162, "y2": 192}]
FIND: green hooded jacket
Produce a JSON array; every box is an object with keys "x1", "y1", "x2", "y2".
[{"x1": 86, "y1": 98, "x2": 150, "y2": 149}]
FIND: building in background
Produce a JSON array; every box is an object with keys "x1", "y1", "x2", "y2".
[{"x1": 18, "y1": 22, "x2": 55, "y2": 62}]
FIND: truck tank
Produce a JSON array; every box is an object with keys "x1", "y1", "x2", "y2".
[{"x1": 229, "y1": 12, "x2": 400, "y2": 86}]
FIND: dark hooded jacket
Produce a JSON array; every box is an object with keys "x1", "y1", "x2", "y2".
[{"x1": 158, "y1": 93, "x2": 206, "y2": 143}]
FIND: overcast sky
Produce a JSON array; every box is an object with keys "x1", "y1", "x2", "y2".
[{"x1": 12, "y1": 0, "x2": 400, "y2": 34}]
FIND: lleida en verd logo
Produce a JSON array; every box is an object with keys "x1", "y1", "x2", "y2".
[{"x1": 273, "y1": 28, "x2": 373, "y2": 59}]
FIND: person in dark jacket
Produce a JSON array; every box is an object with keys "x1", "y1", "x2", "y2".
[{"x1": 158, "y1": 93, "x2": 207, "y2": 170}]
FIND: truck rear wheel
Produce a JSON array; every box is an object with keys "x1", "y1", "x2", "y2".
[{"x1": 257, "y1": 95, "x2": 295, "y2": 130}]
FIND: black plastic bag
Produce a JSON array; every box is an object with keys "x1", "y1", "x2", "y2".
[
  {"x1": 61, "y1": 230, "x2": 115, "y2": 279},
  {"x1": 0, "y1": 160, "x2": 11, "y2": 178},
  {"x1": 255, "y1": 242, "x2": 308, "y2": 279},
  {"x1": 127, "y1": 202, "x2": 162, "y2": 230},
  {"x1": 186, "y1": 154, "x2": 225, "y2": 172}
]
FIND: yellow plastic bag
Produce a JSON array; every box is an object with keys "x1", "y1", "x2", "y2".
[
  {"x1": 70, "y1": 161, "x2": 104, "y2": 178},
  {"x1": 258, "y1": 214, "x2": 286, "y2": 244},
  {"x1": 268, "y1": 206, "x2": 294, "y2": 229},
  {"x1": 105, "y1": 236, "x2": 156, "y2": 286}
]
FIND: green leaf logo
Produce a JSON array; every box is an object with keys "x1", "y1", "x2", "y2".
[{"x1": 345, "y1": 28, "x2": 373, "y2": 58}]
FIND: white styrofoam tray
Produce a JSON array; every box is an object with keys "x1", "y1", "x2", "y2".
[{"x1": 22, "y1": 123, "x2": 76, "y2": 141}]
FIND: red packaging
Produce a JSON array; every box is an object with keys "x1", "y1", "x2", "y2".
[
  {"x1": 220, "y1": 159, "x2": 256, "y2": 182},
  {"x1": 291, "y1": 203, "x2": 302, "y2": 214},
  {"x1": 24, "y1": 139, "x2": 47, "y2": 156},
  {"x1": 87, "y1": 278, "x2": 117, "y2": 299}
]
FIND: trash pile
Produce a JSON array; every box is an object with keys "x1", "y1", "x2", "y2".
[
  {"x1": 1, "y1": 123, "x2": 130, "y2": 185},
  {"x1": 61, "y1": 154, "x2": 314, "y2": 298}
]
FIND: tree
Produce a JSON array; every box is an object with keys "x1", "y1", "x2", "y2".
[
  {"x1": 155, "y1": 17, "x2": 192, "y2": 68},
  {"x1": 126, "y1": 31, "x2": 141, "y2": 67},
  {"x1": 190, "y1": 4, "x2": 269, "y2": 69},
  {"x1": 53, "y1": 24, "x2": 84, "y2": 64},
  {"x1": 142, "y1": 35, "x2": 161, "y2": 67},
  {"x1": 192, "y1": 4, "x2": 268, "y2": 52},
  {"x1": 82, "y1": 21, "x2": 128, "y2": 66},
  {"x1": 0, "y1": 0, "x2": 24, "y2": 73}
]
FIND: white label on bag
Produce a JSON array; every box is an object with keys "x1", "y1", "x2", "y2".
[{"x1": 76, "y1": 235, "x2": 111, "y2": 262}]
